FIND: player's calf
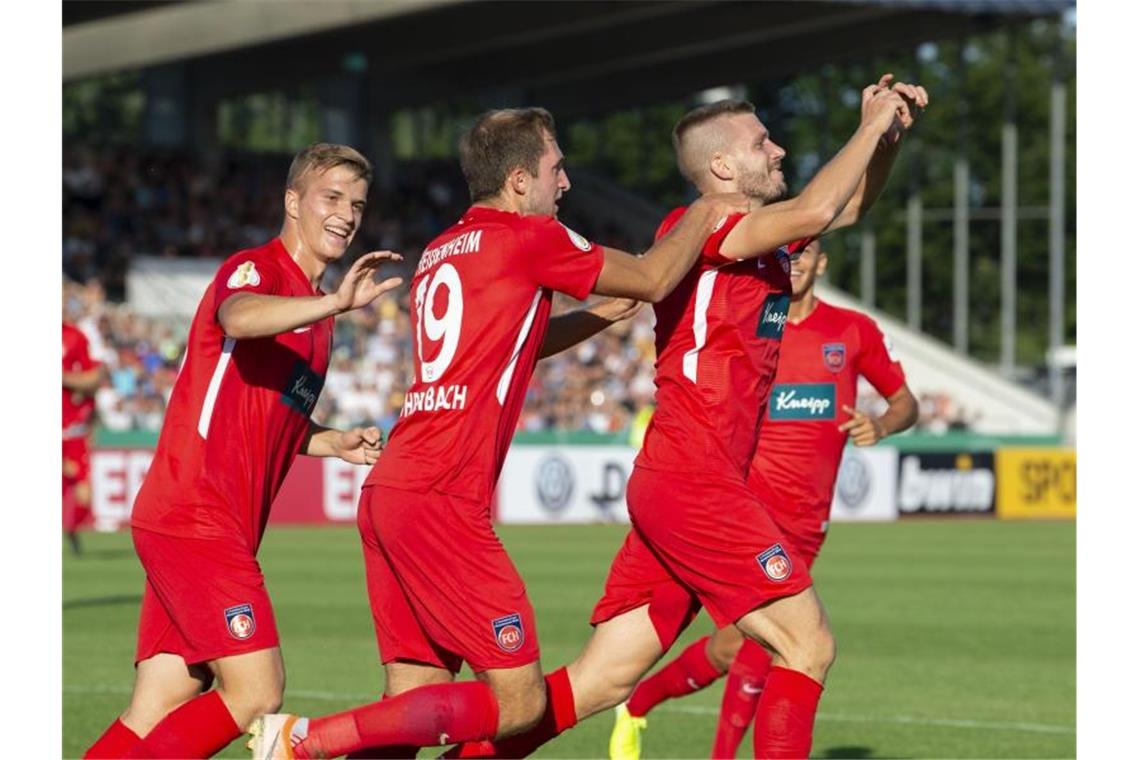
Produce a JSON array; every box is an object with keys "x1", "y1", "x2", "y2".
[{"x1": 120, "y1": 653, "x2": 212, "y2": 736}]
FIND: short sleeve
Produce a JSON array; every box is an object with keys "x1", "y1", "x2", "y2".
[
  {"x1": 856, "y1": 315, "x2": 906, "y2": 398},
  {"x1": 700, "y1": 213, "x2": 748, "y2": 264},
  {"x1": 65, "y1": 328, "x2": 97, "y2": 371},
  {"x1": 657, "y1": 209, "x2": 814, "y2": 267},
  {"x1": 518, "y1": 217, "x2": 604, "y2": 300},
  {"x1": 212, "y1": 253, "x2": 286, "y2": 312}
]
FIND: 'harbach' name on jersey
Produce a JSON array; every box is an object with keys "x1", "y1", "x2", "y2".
[
  {"x1": 416, "y1": 230, "x2": 483, "y2": 275},
  {"x1": 402, "y1": 384, "x2": 469, "y2": 416}
]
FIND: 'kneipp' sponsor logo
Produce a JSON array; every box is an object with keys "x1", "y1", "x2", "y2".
[
  {"x1": 756, "y1": 544, "x2": 793, "y2": 581},
  {"x1": 492, "y1": 613, "x2": 525, "y2": 653},
  {"x1": 281, "y1": 361, "x2": 324, "y2": 416},
  {"x1": 769, "y1": 383, "x2": 836, "y2": 421},
  {"x1": 756, "y1": 293, "x2": 790, "y2": 340},
  {"x1": 224, "y1": 603, "x2": 257, "y2": 640}
]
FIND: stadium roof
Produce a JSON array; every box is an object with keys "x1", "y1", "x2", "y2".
[{"x1": 64, "y1": 0, "x2": 1072, "y2": 116}]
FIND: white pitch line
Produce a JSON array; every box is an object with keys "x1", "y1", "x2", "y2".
[
  {"x1": 650, "y1": 704, "x2": 1074, "y2": 735},
  {"x1": 64, "y1": 685, "x2": 1074, "y2": 736}
]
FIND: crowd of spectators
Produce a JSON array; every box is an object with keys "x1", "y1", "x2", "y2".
[{"x1": 64, "y1": 145, "x2": 975, "y2": 437}]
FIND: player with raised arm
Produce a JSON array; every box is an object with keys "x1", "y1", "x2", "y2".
[
  {"x1": 248, "y1": 107, "x2": 748, "y2": 760},
  {"x1": 610, "y1": 238, "x2": 919, "y2": 759},
  {"x1": 82, "y1": 143, "x2": 403, "y2": 759},
  {"x1": 444, "y1": 74, "x2": 927, "y2": 760}
]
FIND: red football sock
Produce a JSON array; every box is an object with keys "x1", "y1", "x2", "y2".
[
  {"x1": 347, "y1": 694, "x2": 419, "y2": 759},
  {"x1": 294, "y1": 681, "x2": 499, "y2": 759},
  {"x1": 347, "y1": 747, "x2": 419, "y2": 759},
  {"x1": 711, "y1": 639, "x2": 772, "y2": 759},
  {"x1": 752, "y1": 667, "x2": 823, "y2": 760},
  {"x1": 123, "y1": 690, "x2": 241, "y2": 758},
  {"x1": 441, "y1": 667, "x2": 578, "y2": 759},
  {"x1": 626, "y1": 636, "x2": 722, "y2": 718},
  {"x1": 84, "y1": 718, "x2": 142, "y2": 758}
]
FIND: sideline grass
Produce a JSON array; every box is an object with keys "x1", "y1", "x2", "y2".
[{"x1": 63, "y1": 520, "x2": 1074, "y2": 758}]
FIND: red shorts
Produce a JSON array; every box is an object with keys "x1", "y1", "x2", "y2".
[
  {"x1": 358, "y1": 484, "x2": 540, "y2": 673},
  {"x1": 591, "y1": 467, "x2": 813, "y2": 648},
  {"x1": 769, "y1": 519, "x2": 824, "y2": 570},
  {"x1": 133, "y1": 527, "x2": 279, "y2": 666},
  {"x1": 62, "y1": 437, "x2": 90, "y2": 487},
  {"x1": 62, "y1": 438, "x2": 91, "y2": 531}
]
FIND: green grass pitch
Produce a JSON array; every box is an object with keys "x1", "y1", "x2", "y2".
[{"x1": 63, "y1": 520, "x2": 1074, "y2": 758}]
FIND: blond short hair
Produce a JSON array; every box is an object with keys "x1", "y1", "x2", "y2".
[{"x1": 286, "y1": 142, "x2": 373, "y2": 191}]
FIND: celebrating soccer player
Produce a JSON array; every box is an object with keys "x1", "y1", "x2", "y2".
[
  {"x1": 610, "y1": 238, "x2": 919, "y2": 760},
  {"x1": 444, "y1": 74, "x2": 927, "y2": 760},
  {"x1": 247, "y1": 108, "x2": 749, "y2": 760},
  {"x1": 83, "y1": 143, "x2": 404, "y2": 759}
]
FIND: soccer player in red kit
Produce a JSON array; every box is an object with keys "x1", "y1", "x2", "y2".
[
  {"x1": 248, "y1": 108, "x2": 749, "y2": 760},
  {"x1": 610, "y1": 239, "x2": 918, "y2": 759},
  {"x1": 83, "y1": 143, "x2": 404, "y2": 759},
  {"x1": 63, "y1": 318, "x2": 105, "y2": 554},
  {"x1": 444, "y1": 75, "x2": 927, "y2": 760}
]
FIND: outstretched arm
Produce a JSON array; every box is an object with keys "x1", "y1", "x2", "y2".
[
  {"x1": 540, "y1": 299, "x2": 642, "y2": 359},
  {"x1": 719, "y1": 81, "x2": 911, "y2": 260},
  {"x1": 591, "y1": 192, "x2": 750, "y2": 303},
  {"x1": 218, "y1": 251, "x2": 404, "y2": 339}
]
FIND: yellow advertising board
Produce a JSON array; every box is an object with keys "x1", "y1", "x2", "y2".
[{"x1": 995, "y1": 448, "x2": 1076, "y2": 519}]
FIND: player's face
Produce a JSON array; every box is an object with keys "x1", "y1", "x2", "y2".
[
  {"x1": 790, "y1": 241, "x2": 826, "y2": 298},
  {"x1": 289, "y1": 165, "x2": 368, "y2": 263},
  {"x1": 523, "y1": 134, "x2": 571, "y2": 218},
  {"x1": 727, "y1": 114, "x2": 787, "y2": 203}
]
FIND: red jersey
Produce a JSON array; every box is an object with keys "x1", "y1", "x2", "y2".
[
  {"x1": 367, "y1": 206, "x2": 604, "y2": 504},
  {"x1": 62, "y1": 322, "x2": 98, "y2": 440},
  {"x1": 637, "y1": 207, "x2": 808, "y2": 479},
  {"x1": 748, "y1": 299, "x2": 906, "y2": 541},
  {"x1": 130, "y1": 238, "x2": 333, "y2": 550}
]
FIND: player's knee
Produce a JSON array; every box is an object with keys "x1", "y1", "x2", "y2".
[
  {"x1": 492, "y1": 679, "x2": 546, "y2": 737},
  {"x1": 706, "y1": 633, "x2": 744, "y2": 672},
  {"x1": 217, "y1": 676, "x2": 285, "y2": 725},
  {"x1": 782, "y1": 623, "x2": 836, "y2": 682}
]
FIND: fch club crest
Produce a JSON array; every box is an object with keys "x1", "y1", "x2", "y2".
[
  {"x1": 757, "y1": 544, "x2": 793, "y2": 582},
  {"x1": 492, "y1": 613, "x2": 525, "y2": 653},
  {"x1": 822, "y1": 342, "x2": 847, "y2": 372},
  {"x1": 224, "y1": 603, "x2": 257, "y2": 640}
]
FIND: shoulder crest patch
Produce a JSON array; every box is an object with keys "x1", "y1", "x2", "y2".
[
  {"x1": 227, "y1": 261, "x2": 261, "y2": 289},
  {"x1": 558, "y1": 223, "x2": 593, "y2": 252}
]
